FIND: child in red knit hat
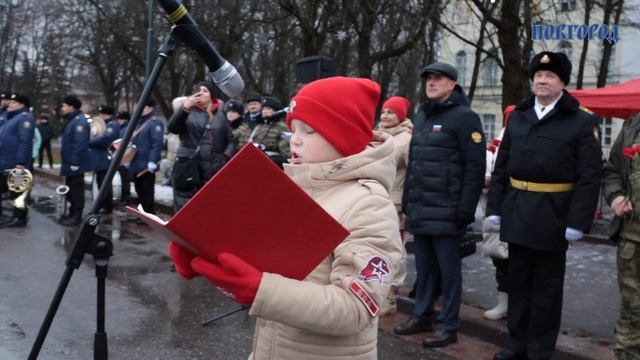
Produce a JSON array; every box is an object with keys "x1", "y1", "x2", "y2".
[
  {"x1": 169, "y1": 77, "x2": 403, "y2": 360},
  {"x1": 376, "y1": 95, "x2": 414, "y2": 315}
]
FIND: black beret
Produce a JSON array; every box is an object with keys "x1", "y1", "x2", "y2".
[
  {"x1": 261, "y1": 96, "x2": 284, "y2": 111},
  {"x1": 98, "y1": 105, "x2": 115, "y2": 115},
  {"x1": 421, "y1": 62, "x2": 458, "y2": 81},
  {"x1": 246, "y1": 94, "x2": 262, "y2": 103},
  {"x1": 116, "y1": 111, "x2": 130, "y2": 120},
  {"x1": 11, "y1": 93, "x2": 30, "y2": 108},
  {"x1": 63, "y1": 95, "x2": 82, "y2": 109},
  {"x1": 529, "y1": 51, "x2": 571, "y2": 85},
  {"x1": 224, "y1": 100, "x2": 245, "y2": 114}
]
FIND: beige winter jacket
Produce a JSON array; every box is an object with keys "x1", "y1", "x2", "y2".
[
  {"x1": 378, "y1": 119, "x2": 413, "y2": 212},
  {"x1": 248, "y1": 132, "x2": 403, "y2": 360}
]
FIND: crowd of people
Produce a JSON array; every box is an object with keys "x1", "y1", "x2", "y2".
[{"x1": 0, "y1": 50, "x2": 638, "y2": 360}]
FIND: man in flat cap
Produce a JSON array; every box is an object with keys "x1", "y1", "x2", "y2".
[
  {"x1": 0, "y1": 93, "x2": 35, "y2": 227},
  {"x1": 394, "y1": 62, "x2": 486, "y2": 348},
  {"x1": 59, "y1": 95, "x2": 91, "y2": 226},
  {"x1": 89, "y1": 105, "x2": 120, "y2": 214},
  {"x1": 244, "y1": 94, "x2": 263, "y2": 130},
  {"x1": 487, "y1": 52, "x2": 602, "y2": 360}
]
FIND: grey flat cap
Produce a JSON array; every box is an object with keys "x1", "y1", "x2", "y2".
[{"x1": 420, "y1": 62, "x2": 458, "y2": 81}]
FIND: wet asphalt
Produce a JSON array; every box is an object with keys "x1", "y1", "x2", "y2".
[{"x1": 0, "y1": 180, "x2": 453, "y2": 360}]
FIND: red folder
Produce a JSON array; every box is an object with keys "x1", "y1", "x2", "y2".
[{"x1": 126, "y1": 144, "x2": 350, "y2": 280}]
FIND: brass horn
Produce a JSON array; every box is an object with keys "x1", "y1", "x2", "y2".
[
  {"x1": 7, "y1": 168, "x2": 33, "y2": 210},
  {"x1": 55, "y1": 184, "x2": 70, "y2": 221}
]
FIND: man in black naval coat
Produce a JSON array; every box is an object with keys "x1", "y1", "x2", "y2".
[{"x1": 487, "y1": 52, "x2": 602, "y2": 360}]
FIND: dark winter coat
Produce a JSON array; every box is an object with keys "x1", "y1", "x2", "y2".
[
  {"x1": 60, "y1": 110, "x2": 91, "y2": 176},
  {"x1": 487, "y1": 91, "x2": 602, "y2": 252},
  {"x1": 128, "y1": 113, "x2": 164, "y2": 174},
  {"x1": 0, "y1": 108, "x2": 35, "y2": 170},
  {"x1": 167, "y1": 105, "x2": 237, "y2": 180},
  {"x1": 403, "y1": 85, "x2": 486, "y2": 236}
]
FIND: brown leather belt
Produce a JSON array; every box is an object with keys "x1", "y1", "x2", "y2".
[{"x1": 510, "y1": 177, "x2": 575, "y2": 192}]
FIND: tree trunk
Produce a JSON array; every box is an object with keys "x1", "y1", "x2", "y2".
[
  {"x1": 576, "y1": 0, "x2": 593, "y2": 89},
  {"x1": 597, "y1": 0, "x2": 623, "y2": 88}
]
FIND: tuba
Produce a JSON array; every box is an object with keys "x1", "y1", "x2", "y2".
[
  {"x1": 89, "y1": 116, "x2": 106, "y2": 139},
  {"x1": 7, "y1": 168, "x2": 33, "y2": 209}
]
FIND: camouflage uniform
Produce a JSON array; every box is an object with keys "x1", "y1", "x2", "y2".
[
  {"x1": 249, "y1": 119, "x2": 290, "y2": 157},
  {"x1": 603, "y1": 114, "x2": 640, "y2": 359},
  {"x1": 232, "y1": 121, "x2": 251, "y2": 148}
]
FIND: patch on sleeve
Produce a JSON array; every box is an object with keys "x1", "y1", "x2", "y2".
[
  {"x1": 358, "y1": 256, "x2": 390, "y2": 283},
  {"x1": 155, "y1": 124, "x2": 162, "y2": 132},
  {"x1": 23, "y1": 121, "x2": 31, "y2": 128},
  {"x1": 593, "y1": 127, "x2": 600, "y2": 142},
  {"x1": 76, "y1": 125, "x2": 84, "y2": 133},
  {"x1": 471, "y1": 131, "x2": 483, "y2": 144},
  {"x1": 349, "y1": 280, "x2": 379, "y2": 317}
]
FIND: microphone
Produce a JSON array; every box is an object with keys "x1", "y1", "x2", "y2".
[
  {"x1": 157, "y1": 0, "x2": 244, "y2": 97},
  {"x1": 263, "y1": 107, "x2": 291, "y2": 119}
]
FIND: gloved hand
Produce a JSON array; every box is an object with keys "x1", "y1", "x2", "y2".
[
  {"x1": 147, "y1": 161, "x2": 157, "y2": 172},
  {"x1": 487, "y1": 215, "x2": 501, "y2": 226},
  {"x1": 70, "y1": 165, "x2": 79, "y2": 171},
  {"x1": 565, "y1": 227, "x2": 583, "y2": 242},
  {"x1": 455, "y1": 210, "x2": 475, "y2": 229},
  {"x1": 191, "y1": 252, "x2": 262, "y2": 305},
  {"x1": 169, "y1": 242, "x2": 199, "y2": 279}
]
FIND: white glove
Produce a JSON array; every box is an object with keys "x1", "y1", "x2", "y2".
[
  {"x1": 565, "y1": 227, "x2": 583, "y2": 242},
  {"x1": 70, "y1": 165, "x2": 79, "y2": 171},
  {"x1": 487, "y1": 215, "x2": 501, "y2": 226},
  {"x1": 147, "y1": 161, "x2": 157, "y2": 172}
]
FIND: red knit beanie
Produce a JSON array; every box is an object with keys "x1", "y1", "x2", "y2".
[
  {"x1": 286, "y1": 77, "x2": 380, "y2": 157},
  {"x1": 382, "y1": 96, "x2": 411, "y2": 121}
]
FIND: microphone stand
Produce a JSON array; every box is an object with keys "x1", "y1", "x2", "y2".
[
  {"x1": 201, "y1": 305, "x2": 248, "y2": 327},
  {"x1": 28, "y1": 28, "x2": 181, "y2": 360}
]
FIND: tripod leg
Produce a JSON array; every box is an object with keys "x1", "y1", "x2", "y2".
[{"x1": 94, "y1": 260, "x2": 108, "y2": 360}]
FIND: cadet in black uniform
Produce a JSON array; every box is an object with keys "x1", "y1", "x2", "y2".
[
  {"x1": 0, "y1": 94, "x2": 35, "y2": 227},
  {"x1": 59, "y1": 95, "x2": 91, "y2": 226},
  {"x1": 488, "y1": 52, "x2": 602, "y2": 360}
]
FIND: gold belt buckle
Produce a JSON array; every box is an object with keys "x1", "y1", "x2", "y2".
[{"x1": 522, "y1": 181, "x2": 528, "y2": 190}]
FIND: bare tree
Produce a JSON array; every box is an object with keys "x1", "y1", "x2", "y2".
[{"x1": 596, "y1": 0, "x2": 624, "y2": 87}]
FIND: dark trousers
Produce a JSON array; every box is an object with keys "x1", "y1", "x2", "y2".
[
  {"x1": 38, "y1": 140, "x2": 53, "y2": 168},
  {"x1": 118, "y1": 166, "x2": 130, "y2": 202},
  {"x1": 508, "y1": 243, "x2": 566, "y2": 360},
  {"x1": 94, "y1": 170, "x2": 113, "y2": 212},
  {"x1": 65, "y1": 174, "x2": 85, "y2": 215},
  {"x1": 493, "y1": 257, "x2": 510, "y2": 293},
  {"x1": 412, "y1": 235, "x2": 462, "y2": 332},
  {"x1": 134, "y1": 171, "x2": 155, "y2": 214}
]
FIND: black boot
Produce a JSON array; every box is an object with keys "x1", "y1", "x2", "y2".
[
  {"x1": 3, "y1": 209, "x2": 27, "y2": 228},
  {"x1": 61, "y1": 213, "x2": 82, "y2": 226},
  {"x1": 57, "y1": 210, "x2": 72, "y2": 224},
  {"x1": 61, "y1": 209, "x2": 82, "y2": 226}
]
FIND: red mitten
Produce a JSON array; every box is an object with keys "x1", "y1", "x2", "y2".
[
  {"x1": 191, "y1": 253, "x2": 262, "y2": 305},
  {"x1": 168, "y1": 242, "x2": 199, "y2": 279}
]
